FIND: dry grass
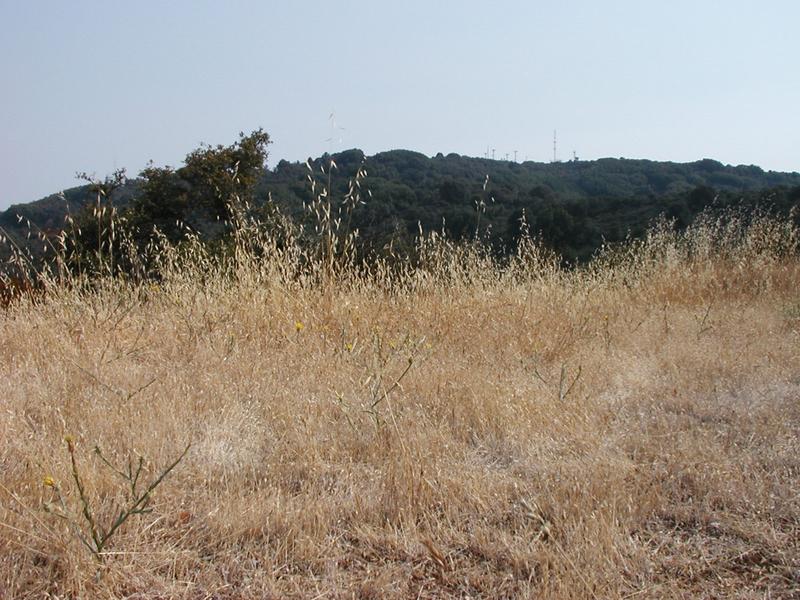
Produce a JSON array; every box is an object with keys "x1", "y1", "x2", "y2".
[{"x1": 1, "y1": 214, "x2": 799, "y2": 598}]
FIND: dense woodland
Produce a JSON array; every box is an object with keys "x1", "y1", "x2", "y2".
[{"x1": 2, "y1": 131, "x2": 799, "y2": 267}]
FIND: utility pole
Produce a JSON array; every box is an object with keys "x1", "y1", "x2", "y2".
[
  {"x1": 492, "y1": 148, "x2": 496, "y2": 160},
  {"x1": 514, "y1": 150, "x2": 518, "y2": 163}
]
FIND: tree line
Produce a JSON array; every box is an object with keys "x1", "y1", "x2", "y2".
[{"x1": 2, "y1": 130, "x2": 799, "y2": 272}]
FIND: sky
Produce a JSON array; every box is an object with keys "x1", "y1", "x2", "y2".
[{"x1": 1, "y1": 0, "x2": 798, "y2": 210}]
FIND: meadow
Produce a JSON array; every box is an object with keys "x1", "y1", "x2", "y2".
[{"x1": 1, "y1": 211, "x2": 798, "y2": 598}]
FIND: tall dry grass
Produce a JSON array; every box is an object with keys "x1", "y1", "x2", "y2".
[{"x1": 1, "y1": 210, "x2": 799, "y2": 598}]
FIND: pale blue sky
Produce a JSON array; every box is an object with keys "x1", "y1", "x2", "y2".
[{"x1": 1, "y1": 1, "x2": 798, "y2": 209}]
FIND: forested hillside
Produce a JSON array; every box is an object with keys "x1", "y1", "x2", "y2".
[
  {"x1": 265, "y1": 150, "x2": 800, "y2": 261},
  {"x1": 3, "y1": 142, "x2": 799, "y2": 264}
]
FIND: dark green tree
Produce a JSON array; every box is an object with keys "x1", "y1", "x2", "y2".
[
  {"x1": 129, "y1": 129, "x2": 270, "y2": 241},
  {"x1": 688, "y1": 185, "x2": 716, "y2": 211}
]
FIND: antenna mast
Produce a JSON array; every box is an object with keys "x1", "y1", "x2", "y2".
[{"x1": 553, "y1": 130, "x2": 557, "y2": 163}]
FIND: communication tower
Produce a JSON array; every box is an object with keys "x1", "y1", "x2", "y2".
[{"x1": 553, "y1": 130, "x2": 557, "y2": 163}]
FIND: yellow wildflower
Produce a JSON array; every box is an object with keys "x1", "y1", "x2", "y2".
[
  {"x1": 295, "y1": 321, "x2": 305, "y2": 333},
  {"x1": 43, "y1": 476, "x2": 56, "y2": 487}
]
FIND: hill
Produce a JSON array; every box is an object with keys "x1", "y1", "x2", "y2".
[
  {"x1": 2, "y1": 149, "x2": 799, "y2": 264},
  {"x1": 265, "y1": 151, "x2": 800, "y2": 260}
]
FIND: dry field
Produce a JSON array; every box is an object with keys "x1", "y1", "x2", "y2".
[{"x1": 1, "y1": 216, "x2": 799, "y2": 598}]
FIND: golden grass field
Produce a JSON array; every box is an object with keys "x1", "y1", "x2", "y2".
[{"x1": 1, "y1": 214, "x2": 799, "y2": 598}]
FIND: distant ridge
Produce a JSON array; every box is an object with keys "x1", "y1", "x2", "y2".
[
  {"x1": 3, "y1": 151, "x2": 799, "y2": 263},
  {"x1": 5, "y1": 153, "x2": 798, "y2": 218}
]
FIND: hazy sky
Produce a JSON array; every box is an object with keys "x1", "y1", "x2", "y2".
[{"x1": 1, "y1": 1, "x2": 798, "y2": 209}]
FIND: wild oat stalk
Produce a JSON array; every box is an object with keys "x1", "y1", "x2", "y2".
[{"x1": 303, "y1": 156, "x2": 369, "y2": 278}]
